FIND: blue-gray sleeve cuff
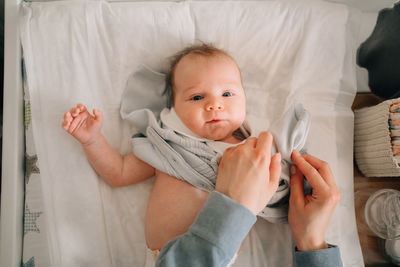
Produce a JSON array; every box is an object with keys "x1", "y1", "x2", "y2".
[
  {"x1": 189, "y1": 191, "x2": 257, "y2": 257},
  {"x1": 295, "y1": 244, "x2": 343, "y2": 267}
]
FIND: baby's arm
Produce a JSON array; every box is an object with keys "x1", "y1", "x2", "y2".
[{"x1": 62, "y1": 104, "x2": 155, "y2": 186}]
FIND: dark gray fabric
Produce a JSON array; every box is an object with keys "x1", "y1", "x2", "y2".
[{"x1": 357, "y1": 3, "x2": 400, "y2": 99}]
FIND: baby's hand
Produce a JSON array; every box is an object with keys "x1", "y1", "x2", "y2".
[{"x1": 62, "y1": 104, "x2": 103, "y2": 145}]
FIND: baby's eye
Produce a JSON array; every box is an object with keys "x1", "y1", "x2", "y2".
[
  {"x1": 222, "y1": 92, "x2": 233, "y2": 97},
  {"x1": 192, "y1": 95, "x2": 204, "y2": 101}
]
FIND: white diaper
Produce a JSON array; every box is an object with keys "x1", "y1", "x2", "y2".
[{"x1": 144, "y1": 248, "x2": 158, "y2": 267}]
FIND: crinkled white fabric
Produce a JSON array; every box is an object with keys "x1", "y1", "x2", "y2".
[{"x1": 20, "y1": 0, "x2": 363, "y2": 266}]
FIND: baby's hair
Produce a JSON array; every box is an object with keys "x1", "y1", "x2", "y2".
[{"x1": 164, "y1": 43, "x2": 234, "y2": 108}]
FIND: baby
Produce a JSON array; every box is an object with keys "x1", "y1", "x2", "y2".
[{"x1": 62, "y1": 44, "x2": 262, "y2": 251}]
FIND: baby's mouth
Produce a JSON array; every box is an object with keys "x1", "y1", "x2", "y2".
[{"x1": 207, "y1": 119, "x2": 222, "y2": 124}]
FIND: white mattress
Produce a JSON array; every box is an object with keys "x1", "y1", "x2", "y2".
[{"x1": 20, "y1": 0, "x2": 363, "y2": 266}]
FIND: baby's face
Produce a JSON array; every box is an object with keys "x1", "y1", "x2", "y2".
[{"x1": 173, "y1": 54, "x2": 246, "y2": 143}]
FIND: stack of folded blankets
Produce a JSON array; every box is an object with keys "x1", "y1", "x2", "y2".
[
  {"x1": 390, "y1": 101, "x2": 400, "y2": 163},
  {"x1": 354, "y1": 98, "x2": 400, "y2": 177}
]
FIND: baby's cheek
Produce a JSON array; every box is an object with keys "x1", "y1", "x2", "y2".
[
  {"x1": 233, "y1": 110, "x2": 246, "y2": 125},
  {"x1": 182, "y1": 113, "x2": 201, "y2": 132}
]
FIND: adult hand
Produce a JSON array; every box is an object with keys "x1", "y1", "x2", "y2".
[
  {"x1": 289, "y1": 150, "x2": 341, "y2": 251},
  {"x1": 215, "y1": 131, "x2": 282, "y2": 215}
]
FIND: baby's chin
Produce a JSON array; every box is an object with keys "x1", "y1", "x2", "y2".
[
  {"x1": 202, "y1": 130, "x2": 239, "y2": 143},
  {"x1": 197, "y1": 122, "x2": 244, "y2": 143}
]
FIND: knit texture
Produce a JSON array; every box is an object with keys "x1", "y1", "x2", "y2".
[{"x1": 354, "y1": 99, "x2": 400, "y2": 177}]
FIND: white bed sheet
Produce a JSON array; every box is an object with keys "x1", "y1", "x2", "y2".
[{"x1": 21, "y1": 0, "x2": 363, "y2": 266}]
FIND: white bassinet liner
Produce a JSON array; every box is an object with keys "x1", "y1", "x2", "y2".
[{"x1": 20, "y1": 0, "x2": 363, "y2": 266}]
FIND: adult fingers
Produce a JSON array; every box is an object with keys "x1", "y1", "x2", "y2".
[
  {"x1": 222, "y1": 146, "x2": 235, "y2": 157},
  {"x1": 289, "y1": 165, "x2": 305, "y2": 207},
  {"x1": 301, "y1": 154, "x2": 336, "y2": 186},
  {"x1": 269, "y1": 153, "x2": 281, "y2": 188},
  {"x1": 219, "y1": 146, "x2": 235, "y2": 167},
  {"x1": 244, "y1": 137, "x2": 257, "y2": 148},
  {"x1": 255, "y1": 131, "x2": 273, "y2": 151},
  {"x1": 292, "y1": 150, "x2": 326, "y2": 190},
  {"x1": 255, "y1": 131, "x2": 273, "y2": 155}
]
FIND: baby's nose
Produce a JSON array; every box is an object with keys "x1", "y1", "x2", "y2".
[{"x1": 206, "y1": 101, "x2": 224, "y2": 111}]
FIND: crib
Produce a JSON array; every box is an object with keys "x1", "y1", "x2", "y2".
[{"x1": 1, "y1": 0, "x2": 398, "y2": 266}]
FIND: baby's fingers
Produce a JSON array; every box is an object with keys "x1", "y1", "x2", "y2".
[
  {"x1": 77, "y1": 103, "x2": 86, "y2": 111},
  {"x1": 68, "y1": 114, "x2": 85, "y2": 134},
  {"x1": 70, "y1": 104, "x2": 86, "y2": 117},
  {"x1": 62, "y1": 120, "x2": 69, "y2": 131},
  {"x1": 62, "y1": 112, "x2": 73, "y2": 130},
  {"x1": 93, "y1": 109, "x2": 103, "y2": 124}
]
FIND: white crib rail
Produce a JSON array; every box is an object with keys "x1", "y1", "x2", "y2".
[{"x1": 0, "y1": 0, "x2": 24, "y2": 266}]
